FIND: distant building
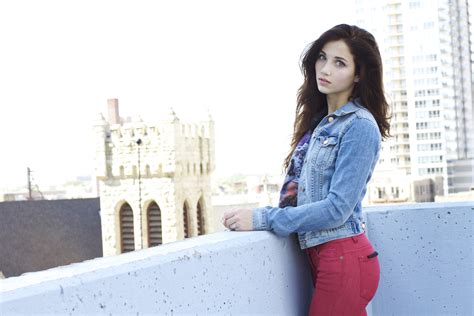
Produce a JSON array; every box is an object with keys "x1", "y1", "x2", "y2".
[
  {"x1": 447, "y1": 158, "x2": 474, "y2": 193},
  {"x1": 357, "y1": 0, "x2": 473, "y2": 196},
  {"x1": 0, "y1": 198, "x2": 102, "y2": 278},
  {"x1": 367, "y1": 162, "x2": 443, "y2": 204},
  {"x1": 366, "y1": 166, "x2": 411, "y2": 204},
  {"x1": 94, "y1": 99, "x2": 215, "y2": 256},
  {"x1": 435, "y1": 189, "x2": 474, "y2": 202},
  {"x1": 1, "y1": 176, "x2": 96, "y2": 201},
  {"x1": 213, "y1": 174, "x2": 282, "y2": 206}
]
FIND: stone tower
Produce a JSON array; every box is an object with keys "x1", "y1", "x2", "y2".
[{"x1": 94, "y1": 99, "x2": 215, "y2": 256}]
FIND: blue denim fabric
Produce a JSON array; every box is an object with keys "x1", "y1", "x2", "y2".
[{"x1": 252, "y1": 99, "x2": 381, "y2": 249}]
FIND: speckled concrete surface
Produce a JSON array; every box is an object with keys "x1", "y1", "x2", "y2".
[
  {"x1": 1, "y1": 202, "x2": 472, "y2": 315},
  {"x1": 1, "y1": 231, "x2": 313, "y2": 315},
  {"x1": 365, "y1": 201, "x2": 473, "y2": 316}
]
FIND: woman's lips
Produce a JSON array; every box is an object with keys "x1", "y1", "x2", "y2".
[{"x1": 318, "y1": 78, "x2": 331, "y2": 85}]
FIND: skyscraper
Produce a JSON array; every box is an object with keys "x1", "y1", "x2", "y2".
[{"x1": 356, "y1": 0, "x2": 473, "y2": 201}]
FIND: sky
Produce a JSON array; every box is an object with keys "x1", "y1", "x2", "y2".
[{"x1": 0, "y1": 0, "x2": 357, "y2": 189}]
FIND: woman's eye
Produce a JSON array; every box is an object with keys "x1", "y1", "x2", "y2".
[
  {"x1": 336, "y1": 60, "x2": 346, "y2": 67},
  {"x1": 318, "y1": 54, "x2": 326, "y2": 60}
]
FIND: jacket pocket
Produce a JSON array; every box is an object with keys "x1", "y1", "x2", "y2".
[{"x1": 314, "y1": 136, "x2": 339, "y2": 169}]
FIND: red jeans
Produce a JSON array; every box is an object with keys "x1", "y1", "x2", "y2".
[{"x1": 305, "y1": 233, "x2": 380, "y2": 316}]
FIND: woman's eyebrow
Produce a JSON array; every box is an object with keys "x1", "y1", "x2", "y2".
[
  {"x1": 320, "y1": 50, "x2": 349, "y2": 62},
  {"x1": 335, "y1": 56, "x2": 348, "y2": 62}
]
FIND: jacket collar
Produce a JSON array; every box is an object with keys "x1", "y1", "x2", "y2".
[{"x1": 331, "y1": 98, "x2": 362, "y2": 117}]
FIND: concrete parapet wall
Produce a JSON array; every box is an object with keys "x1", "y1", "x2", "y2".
[
  {"x1": 1, "y1": 201, "x2": 472, "y2": 315},
  {"x1": 1, "y1": 232, "x2": 313, "y2": 315},
  {"x1": 365, "y1": 201, "x2": 473, "y2": 316}
]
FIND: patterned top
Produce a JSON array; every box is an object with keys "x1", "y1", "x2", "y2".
[{"x1": 278, "y1": 131, "x2": 312, "y2": 208}]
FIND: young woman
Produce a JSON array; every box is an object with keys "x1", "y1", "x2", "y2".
[{"x1": 223, "y1": 24, "x2": 390, "y2": 315}]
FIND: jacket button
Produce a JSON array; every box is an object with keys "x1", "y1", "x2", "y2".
[
  {"x1": 301, "y1": 186, "x2": 305, "y2": 192},
  {"x1": 323, "y1": 139, "x2": 329, "y2": 145},
  {"x1": 328, "y1": 116, "x2": 334, "y2": 122}
]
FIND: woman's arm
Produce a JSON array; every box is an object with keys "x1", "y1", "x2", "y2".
[{"x1": 253, "y1": 117, "x2": 381, "y2": 237}]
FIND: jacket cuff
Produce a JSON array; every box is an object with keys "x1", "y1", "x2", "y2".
[{"x1": 252, "y1": 207, "x2": 269, "y2": 230}]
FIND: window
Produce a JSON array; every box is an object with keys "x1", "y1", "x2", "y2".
[
  {"x1": 147, "y1": 202, "x2": 162, "y2": 247},
  {"x1": 183, "y1": 201, "x2": 191, "y2": 238},
  {"x1": 416, "y1": 121, "x2": 440, "y2": 129},
  {"x1": 417, "y1": 143, "x2": 442, "y2": 151},
  {"x1": 119, "y1": 203, "x2": 135, "y2": 253},
  {"x1": 416, "y1": 132, "x2": 441, "y2": 140},
  {"x1": 197, "y1": 197, "x2": 205, "y2": 236},
  {"x1": 418, "y1": 155, "x2": 444, "y2": 163}
]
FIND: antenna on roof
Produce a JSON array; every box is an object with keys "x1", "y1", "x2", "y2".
[{"x1": 27, "y1": 167, "x2": 44, "y2": 200}]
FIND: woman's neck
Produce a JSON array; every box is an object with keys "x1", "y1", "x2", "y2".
[{"x1": 327, "y1": 94, "x2": 350, "y2": 115}]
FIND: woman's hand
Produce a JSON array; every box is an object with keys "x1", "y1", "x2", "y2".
[{"x1": 222, "y1": 208, "x2": 254, "y2": 231}]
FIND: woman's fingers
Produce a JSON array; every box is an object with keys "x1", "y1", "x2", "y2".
[
  {"x1": 223, "y1": 210, "x2": 242, "y2": 228},
  {"x1": 222, "y1": 211, "x2": 236, "y2": 229},
  {"x1": 222, "y1": 208, "x2": 253, "y2": 231},
  {"x1": 222, "y1": 210, "x2": 235, "y2": 222}
]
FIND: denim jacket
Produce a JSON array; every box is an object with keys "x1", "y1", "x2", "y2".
[{"x1": 252, "y1": 99, "x2": 381, "y2": 249}]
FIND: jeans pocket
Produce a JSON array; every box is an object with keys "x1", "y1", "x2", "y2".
[
  {"x1": 316, "y1": 251, "x2": 344, "y2": 293},
  {"x1": 358, "y1": 254, "x2": 381, "y2": 302}
]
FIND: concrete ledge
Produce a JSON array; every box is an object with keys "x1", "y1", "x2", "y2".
[
  {"x1": 1, "y1": 231, "x2": 313, "y2": 315},
  {"x1": 1, "y1": 201, "x2": 472, "y2": 315},
  {"x1": 365, "y1": 201, "x2": 473, "y2": 316}
]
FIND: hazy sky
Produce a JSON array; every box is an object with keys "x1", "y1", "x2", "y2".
[{"x1": 0, "y1": 0, "x2": 356, "y2": 189}]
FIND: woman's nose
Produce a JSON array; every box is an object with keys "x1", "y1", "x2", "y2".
[{"x1": 320, "y1": 64, "x2": 331, "y2": 76}]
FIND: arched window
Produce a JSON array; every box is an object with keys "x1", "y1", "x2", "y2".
[
  {"x1": 183, "y1": 201, "x2": 190, "y2": 238},
  {"x1": 147, "y1": 201, "x2": 162, "y2": 247},
  {"x1": 119, "y1": 203, "x2": 135, "y2": 253},
  {"x1": 197, "y1": 197, "x2": 205, "y2": 235}
]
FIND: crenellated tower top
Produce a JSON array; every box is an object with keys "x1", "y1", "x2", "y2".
[{"x1": 94, "y1": 99, "x2": 215, "y2": 181}]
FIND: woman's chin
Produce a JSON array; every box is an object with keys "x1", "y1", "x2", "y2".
[{"x1": 317, "y1": 86, "x2": 329, "y2": 94}]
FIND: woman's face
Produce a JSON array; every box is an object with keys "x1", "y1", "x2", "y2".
[{"x1": 315, "y1": 40, "x2": 359, "y2": 101}]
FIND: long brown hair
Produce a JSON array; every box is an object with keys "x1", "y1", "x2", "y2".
[{"x1": 284, "y1": 24, "x2": 391, "y2": 170}]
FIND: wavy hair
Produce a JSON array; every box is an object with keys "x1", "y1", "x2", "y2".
[{"x1": 284, "y1": 24, "x2": 391, "y2": 170}]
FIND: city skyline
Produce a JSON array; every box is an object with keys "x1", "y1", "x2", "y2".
[{"x1": 0, "y1": 0, "x2": 357, "y2": 190}]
